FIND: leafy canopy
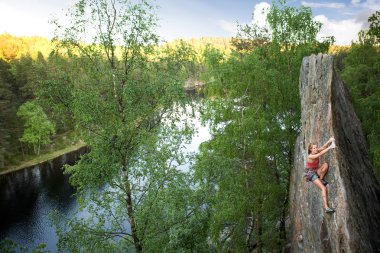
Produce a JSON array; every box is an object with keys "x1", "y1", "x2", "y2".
[{"x1": 17, "y1": 101, "x2": 56, "y2": 155}]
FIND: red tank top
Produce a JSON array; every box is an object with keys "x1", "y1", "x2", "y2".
[{"x1": 306, "y1": 157, "x2": 319, "y2": 169}]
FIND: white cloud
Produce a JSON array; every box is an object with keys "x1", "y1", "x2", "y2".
[
  {"x1": 311, "y1": 0, "x2": 380, "y2": 45},
  {"x1": 314, "y1": 14, "x2": 362, "y2": 45},
  {"x1": 218, "y1": 19, "x2": 238, "y2": 35},
  {"x1": 0, "y1": 1, "x2": 72, "y2": 38},
  {"x1": 361, "y1": 0, "x2": 380, "y2": 10},
  {"x1": 302, "y1": 1, "x2": 345, "y2": 8},
  {"x1": 0, "y1": 3, "x2": 50, "y2": 37},
  {"x1": 218, "y1": 2, "x2": 271, "y2": 37},
  {"x1": 252, "y1": 2, "x2": 270, "y2": 27},
  {"x1": 354, "y1": 10, "x2": 374, "y2": 29}
]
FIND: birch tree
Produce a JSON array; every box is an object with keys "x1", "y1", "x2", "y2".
[{"x1": 49, "y1": 0, "x2": 201, "y2": 252}]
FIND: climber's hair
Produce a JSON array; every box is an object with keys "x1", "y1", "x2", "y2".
[{"x1": 308, "y1": 142, "x2": 317, "y2": 154}]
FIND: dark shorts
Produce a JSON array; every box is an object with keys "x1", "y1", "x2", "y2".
[{"x1": 305, "y1": 168, "x2": 319, "y2": 182}]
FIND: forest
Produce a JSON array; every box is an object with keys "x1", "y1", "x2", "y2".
[{"x1": 0, "y1": 0, "x2": 380, "y2": 252}]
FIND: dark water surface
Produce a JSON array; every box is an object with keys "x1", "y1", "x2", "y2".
[
  {"x1": 0, "y1": 149, "x2": 87, "y2": 252},
  {"x1": 0, "y1": 165, "x2": 76, "y2": 251}
]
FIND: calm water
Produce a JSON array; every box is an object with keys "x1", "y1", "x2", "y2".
[{"x1": 0, "y1": 163, "x2": 79, "y2": 251}]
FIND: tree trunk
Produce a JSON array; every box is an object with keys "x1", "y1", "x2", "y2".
[
  {"x1": 256, "y1": 200, "x2": 263, "y2": 253},
  {"x1": 122, "y1": 164, "x2": 142, "y2": 253},
  {"x1": 245, "y1": 212, "x2": 254, "y2": 252}
]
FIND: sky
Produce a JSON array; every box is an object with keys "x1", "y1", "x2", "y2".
[{"x1": 0, "y1": 0, "x2": 379, "y2": 45}]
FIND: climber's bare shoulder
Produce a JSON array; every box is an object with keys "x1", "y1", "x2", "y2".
[{"x1": 308, "y1": 153, "x2": 321, "y2": 160}]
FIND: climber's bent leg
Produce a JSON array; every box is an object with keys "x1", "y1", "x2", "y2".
[
  {"x1": 317, "y1": 162, "x2": 329, "y2": 180},
  {"x1": 313, "y1": 178, "x2": 329, "y2": 209}
]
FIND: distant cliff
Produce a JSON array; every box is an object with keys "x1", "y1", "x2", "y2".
[{"x1": 289, "y1": 54, "x2": 380, "y2": 252}]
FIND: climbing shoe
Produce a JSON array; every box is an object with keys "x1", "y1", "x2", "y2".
[
  {"x1": 325, "y1": 207, "x2": 335, "y2": 213},
  {"x1": 321, "y1": 179, "x2": 328, "y2": 186}
]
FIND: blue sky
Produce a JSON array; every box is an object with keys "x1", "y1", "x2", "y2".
[{"x1": 0, "y1": 0, "x2": 379, "y2": 45}]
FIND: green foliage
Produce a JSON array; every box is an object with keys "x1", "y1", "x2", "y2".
[
  {"x1": 340, "y1": 40, "x2": 380, "y2": 180},
  {"x1": 233, "y1": 0, "x2": 334, "y2": 54},
  {"x1": 0, "y1": 238, "x2": 50, "y2": 253},
  {"x1": 0, "y1": 238, "x2": 28, "y2": 253},
  {"x1": 368, "y1": 10, "x2": 380, "y2": 44},
  {"x1": 0, "y1": 51, "x2": 79, "y2": 169},
  {"x1": 195, "y1": 0, "x2": 333, "y2": 251},
  {"x1": 0, "y1": 60, "x2": 14, "y2": 167},
  {"x1": 0, "y1": 51, "x2": 54, "y2": 167},
  {"x1": 47, "y1": 0, "x2": 206, "y2": 252},
  {"x1": 32, "y1": 243, "x2": 50, "y2": 253},
  {"x1": 203, "y1": 44, "x2": 225, "y2": 68},
  {"x1": 133, "y1": 145, "x2": 211, "y2": 252},
  {"x1": 10, "y1": 54, "x2": 37, "y2": 101},
  {"x1": 17, "y1": 101, "x2": 56, "y2": 155},
  {"x1": 4, "y1": 1, "x2": 380, "y2": 252},
  {"x1": 196, "y1": 51, "x2": 296, "y2": 252},
  {"x1": 267, "y1": 0, "x2": 321, "y2": 47},
  {"x1": 36, "y1": 53, "x2": 76, "y2": 132},
  {"x1": 199, "y1": 45, "x2": 226, "y2": 96}
]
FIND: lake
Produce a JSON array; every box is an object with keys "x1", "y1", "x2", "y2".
[{"x1": 0, "y1": 113, "x2": 210, "y2": 252}]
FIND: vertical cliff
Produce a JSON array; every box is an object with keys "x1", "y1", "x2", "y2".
[{"x1": 289, "y1": 54, "x2": 380, "y2": 252}]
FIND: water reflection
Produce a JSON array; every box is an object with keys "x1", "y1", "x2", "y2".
[{"x1": 0, "y1": 152, "x2": 84, "y2": 252}]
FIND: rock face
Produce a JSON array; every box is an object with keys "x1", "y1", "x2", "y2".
[{"x1": 289, "y1": 54, "x2": 380, "y2": 253}]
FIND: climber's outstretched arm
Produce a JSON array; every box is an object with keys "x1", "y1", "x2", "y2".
[
  {"x1": 310, "y1": 145, "x2": 334, "y2": 159},
  {"x1": 317, "y1": 137, "x2": 334, "y2": 152}
]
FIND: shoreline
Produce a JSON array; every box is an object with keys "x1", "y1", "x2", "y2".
[{"x1": 0, "y1": 142, "x2": 87, "y2": 176}]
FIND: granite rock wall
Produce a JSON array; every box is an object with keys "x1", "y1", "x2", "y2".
[{"x1": 289, "y1": 54, "x2": 380, "y2": 253}]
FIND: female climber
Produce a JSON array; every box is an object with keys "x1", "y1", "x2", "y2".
[{"x1": 306, "y1": 137, "x2": 336, "y2": 213}]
